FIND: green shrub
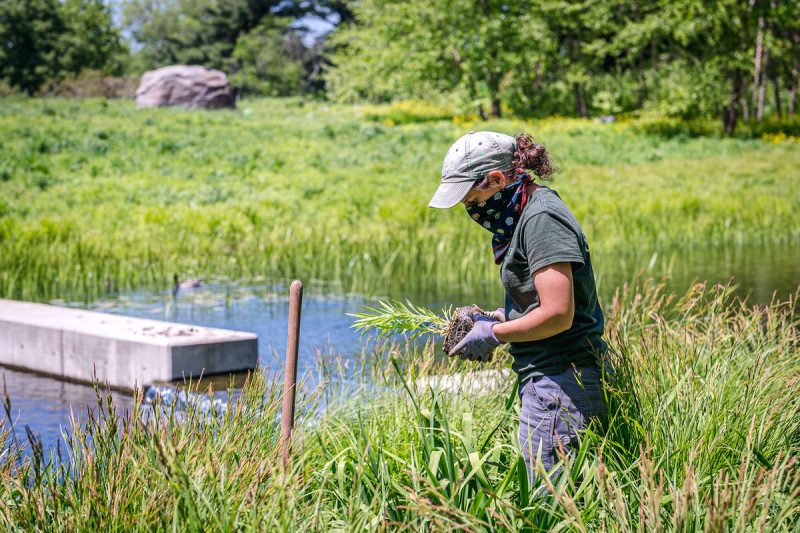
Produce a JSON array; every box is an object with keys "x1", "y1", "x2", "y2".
[
  {"x1": 37, "y1": 70, "x2": 138, "y2": 99},
  {"x1": 632, "y1": 116, "x2": 722, "y2": 138},
  {"x1": 734, "y1": 114, "x2": 800, "y2": 138},
  {"x1": 359, "y1": 100, "x2": 455, "y2": 125},
  {"x1": 634, "y1": 113, "x2": 800, "y2": 139}
]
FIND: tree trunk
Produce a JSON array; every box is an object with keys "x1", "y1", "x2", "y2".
[
  {"x1": 573, "y1": 82, "x2": 587, "y2": 117},
  {"x1": 520, "y1": 62, "x2": 540, "y2": 110},
  {"x1": 752, "y1": 15, "x2": 764, "y2": 118},
  {"x1": 773, "y1": 75, "x2": 782, "y2": 118},
  {"x1": 634, "y1": 54, "x2": 646, "y2": 108},
  {"x1": 724, "y1": 74, "x2": 740, "y2": 135},
  {"x1": 490, "y1": 97, "x2": 501, "y2": 119},
  {"x1": 636, "y1": 77, "x2": 646, "y2": 109},
  {"x1": 636, "y1": 58, "x2": 646, "y2": 108},
  {"x1": 485, "y1": 39, "x2": 502, "y2": 119},
  {"x1": 486, "y1": 70, "x2": 501, "y2": 118},
  {"x1": 650, "y1": 40, "x2": 658, "y2": 99},
  {"x1": 741, "y1": 98, "x2": 750, "y2": 122},
  {"x1": 757, "y1": 44, "x2": 768, "y2": 120},
  {"x1": 790, "y1": 53, "x2": 798, "y2": 115}
]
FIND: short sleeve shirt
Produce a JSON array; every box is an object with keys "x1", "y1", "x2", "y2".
[{"x1": 499, "y1": 186, "x2": 606, "y2": 382}]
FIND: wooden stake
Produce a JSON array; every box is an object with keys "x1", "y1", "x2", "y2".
[{"x1": 280, "y1": 279, "x2": 303, "y2": 468}]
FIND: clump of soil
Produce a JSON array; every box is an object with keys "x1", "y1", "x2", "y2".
[{"x1": 442, "y1": 305, "x2": 492, "y2": 355}]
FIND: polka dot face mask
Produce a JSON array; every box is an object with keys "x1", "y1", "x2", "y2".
[{"x1": 465, "y1": 172, "x2": 532, "y2": 265}]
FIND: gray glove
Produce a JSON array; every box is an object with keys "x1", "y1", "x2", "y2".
[{"x1": 448, "y1": 315, "x2": 501, "y2": 362}]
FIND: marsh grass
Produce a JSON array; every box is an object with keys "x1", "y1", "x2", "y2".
[
  {"x1": 0, "y1": 98, "x2": 798, "y2": 302},
  {"x1": 0, "y1": 282, "x2": 797, "y2": 530}
]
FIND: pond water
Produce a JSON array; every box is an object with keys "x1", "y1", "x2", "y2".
[{"x1": 2, "y1": 243, "x2": 798, "y2": 455}]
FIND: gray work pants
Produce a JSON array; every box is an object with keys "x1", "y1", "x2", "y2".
[{"x1": 518, "y1": 365, "x2": 607, "y2": 486}]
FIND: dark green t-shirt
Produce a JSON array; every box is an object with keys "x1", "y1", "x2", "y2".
[{"x1": 499, "y1": 186, "x2": 606, "y2": 383}]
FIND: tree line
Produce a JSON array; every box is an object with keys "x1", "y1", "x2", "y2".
[
  {"x1": 2, "y1": 0, "x2": 798, "y2": 131},
  {"x1": 329, "y1": 0, "x2": 800, "y2": 132},
  {"x1": 0, "y1": 0, "x2": 126, "y2": 94},
  {"x1": 0, "y1": 0, "x2": 349, "y2": 97}
]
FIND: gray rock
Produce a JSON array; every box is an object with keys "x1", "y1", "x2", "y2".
[{"x1": 135, "y1": 65, "x2": 234, "y2": 109}]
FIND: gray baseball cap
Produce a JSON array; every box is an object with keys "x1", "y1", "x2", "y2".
[{"x1": 428, "y1": 131, "x2": 516, "y2": 209}]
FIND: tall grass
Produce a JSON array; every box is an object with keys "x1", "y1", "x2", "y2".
[
  {"x1": 1, "y1": 282, "x2": 797, "y2": 530},
  {"x1": 1, "y1": 98, "x2": 798, "y2": 302}
]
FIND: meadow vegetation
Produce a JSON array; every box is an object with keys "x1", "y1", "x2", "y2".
[
  {"x1": 1, "y1": 282, "x2": 797, "y2": 530},
  {"x1": 1, "y1": 97, "x2": 798, "y2": 529},
  {"x1": 1, "y1": 97, "x2": 799, "y2": 303}
]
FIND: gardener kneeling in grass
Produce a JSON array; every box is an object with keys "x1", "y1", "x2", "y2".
[{"x1": 427, "y1": 131, "x2": 608, "y2": 486}]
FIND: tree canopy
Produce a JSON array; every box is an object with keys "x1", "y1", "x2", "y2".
[
  {"x1": 121, "y1": 0, "x2": 346, "y2": 95},
  {"x1": 0, "y1": 0, "x2": 126, "y2": 93},
  {"x1": 2, "y1": 0, "x2": 798, "y2": 130},
  {"x1": 327, "y1": 0, "x2": 800, "y2": 129}
]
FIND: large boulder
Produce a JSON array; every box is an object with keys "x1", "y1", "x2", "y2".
[{"x1": 135, "y1": 65, "x2": 234, "y2": 109}]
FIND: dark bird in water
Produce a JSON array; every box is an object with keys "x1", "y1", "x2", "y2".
[{"x1": 173, "y1": 273, "x2": 202, "y2": 296}]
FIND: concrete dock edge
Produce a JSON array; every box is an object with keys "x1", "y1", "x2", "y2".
[{"x1": 0, "y1": 299, "x2": 258, "y2": 390}]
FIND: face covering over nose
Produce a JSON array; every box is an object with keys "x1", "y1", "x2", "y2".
[{"x1": 465, "y1": 172, "x2": 532, "y2": 264}]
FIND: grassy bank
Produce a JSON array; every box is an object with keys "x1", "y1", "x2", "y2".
[
  {"x1": 1, "y1": 282, "x2": 797, "y2": 530},
  {"x1": 1, "y1": 98, "x2": 799, "y2": 302}
]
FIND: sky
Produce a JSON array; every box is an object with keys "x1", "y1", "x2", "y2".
[{"x1": 293, "y1": 15, "x2": 338, "y2": 46}]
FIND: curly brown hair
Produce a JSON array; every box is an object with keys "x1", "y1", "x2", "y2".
[
  {"x1": 473, "y1": 133, "x2": 558, "y2": 190},
  {"x1": 512, "y1": 133, "x2": 558, "y2": 180}
]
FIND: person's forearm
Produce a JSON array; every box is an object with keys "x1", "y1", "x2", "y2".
[{"x1": 491, "y1": 307, "x2": 573, "y2": 343}]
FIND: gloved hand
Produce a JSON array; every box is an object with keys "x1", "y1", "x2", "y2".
[
  {"x1": 448, "y1": 315, "x2": 502, "y2": 362},
  {"x1": 485, "y1": 307, "x2": 506, "y2": 322}
]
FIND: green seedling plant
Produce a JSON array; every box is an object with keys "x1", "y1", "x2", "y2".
[{"x1": 349, "y1": 299, "x2": 448, "y2": 339}]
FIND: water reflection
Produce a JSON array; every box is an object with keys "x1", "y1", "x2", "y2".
[{"x1": 595, "y1": 244, "x2": 800, "y2": 305}]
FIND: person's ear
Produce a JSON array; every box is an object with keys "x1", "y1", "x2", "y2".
[{"x1": 486, "y1": 170, "x2": 506, "y2": 187}]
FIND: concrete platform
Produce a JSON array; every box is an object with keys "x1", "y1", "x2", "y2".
[{"x1": 0, "y1": 299, "x2": 258, "y2": 390}]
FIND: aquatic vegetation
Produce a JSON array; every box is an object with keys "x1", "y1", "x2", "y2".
[
  {"x1": 0, "y1": 97, "x2": 798, "y2": 303},
  {"x1": 0, "y1": 282, "x2": 797, "y2": 530}
]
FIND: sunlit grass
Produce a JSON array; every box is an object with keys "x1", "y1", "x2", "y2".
[{"x1": 0, "y1": 97, "x2": 798, "y2": 302}]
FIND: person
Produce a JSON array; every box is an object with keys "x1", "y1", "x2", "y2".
[{"x1": 427, "y1": 131, "x2": 608, "y2": 486}]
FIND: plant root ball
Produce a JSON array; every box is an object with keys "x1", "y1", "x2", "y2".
[{"x1": 442, "y1": 304, "x2": 492, "y2": 355}]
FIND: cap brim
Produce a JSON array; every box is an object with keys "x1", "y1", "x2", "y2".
[{"x1": 427, "y1": 180, "x2": 474, "y2": 209}]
